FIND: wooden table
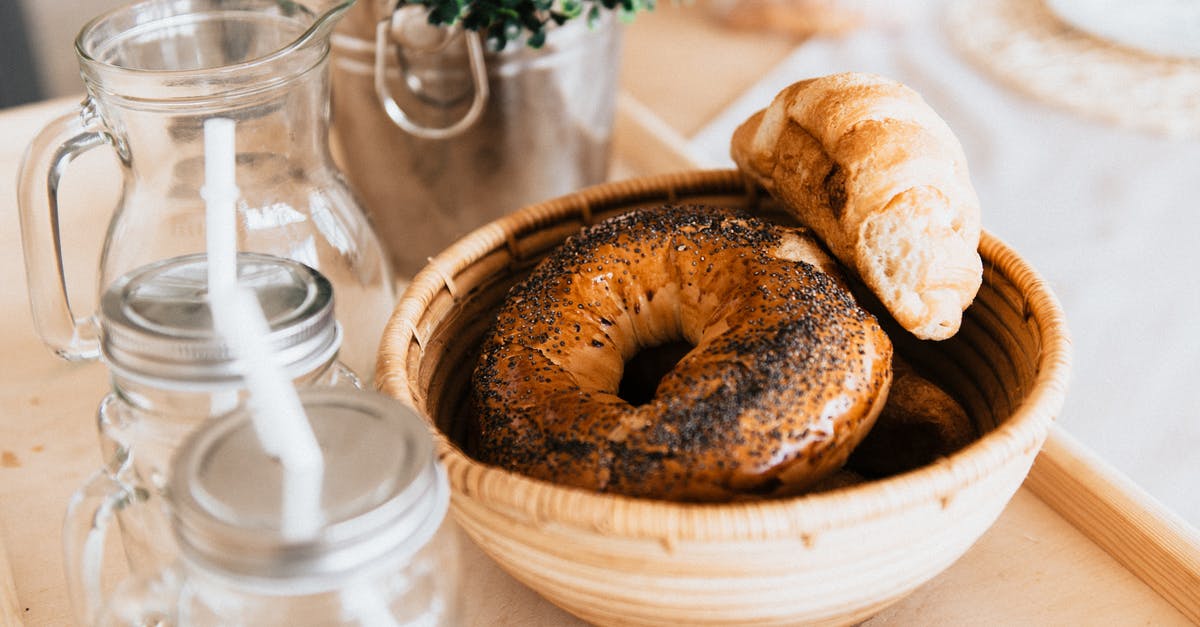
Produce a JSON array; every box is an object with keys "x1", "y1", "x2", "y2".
[{"x1": 2, "y1": 5, "x2": 1199, "y2": 625}]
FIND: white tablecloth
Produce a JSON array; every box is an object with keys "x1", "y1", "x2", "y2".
[{"x1": 689, "y1": 2, "x2": 1200, "y2": 525}]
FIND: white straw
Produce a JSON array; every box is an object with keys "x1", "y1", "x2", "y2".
[
  {"x1": 202, "y1": 116, "x2": 324, "y2": 540},
  {"x1": 211, "y1": 287, "x2": 326, "y2": 540},
  {"x1": 202, "y1": 118, "x2": 238, "y2": 296}
]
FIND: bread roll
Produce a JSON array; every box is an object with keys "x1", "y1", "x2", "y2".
[
  {"x1": 847, "y1": 356, "x2": 975, "y2": 477},
  {"x1": 731, "y1": 72, "x2": 982, "y2": 340}
]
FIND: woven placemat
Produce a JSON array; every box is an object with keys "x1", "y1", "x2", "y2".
[{"x1": 946, "y1": 0, "x2": 1200, "y2": 139}]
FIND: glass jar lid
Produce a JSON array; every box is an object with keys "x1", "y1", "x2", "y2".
[
  {"x1": 100, "y1": 252, "x2": 340, "y2": 387},
  {"x1": 168, "y1": 388, "x2": 448, "y2": 586}
]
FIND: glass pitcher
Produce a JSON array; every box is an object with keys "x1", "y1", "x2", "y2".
[{"x1": 17, "y1": 0, "x2": 394, "y2": 379}]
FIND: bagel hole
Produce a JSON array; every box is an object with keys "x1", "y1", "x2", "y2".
[{"x1": 618, "y1": 340, "x2": 694, "y2": 406}]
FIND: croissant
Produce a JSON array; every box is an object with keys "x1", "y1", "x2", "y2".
[{"x1": 731, "y1": 73, "x2": 982, "y2": 340}]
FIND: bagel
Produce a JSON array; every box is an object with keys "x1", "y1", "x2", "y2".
[
  {"x1": 731, "y1": 72, "x2": 982, "y2": 340},
  {"x1": 471, "y1": 204, "x2": 893, "y2": 502}
]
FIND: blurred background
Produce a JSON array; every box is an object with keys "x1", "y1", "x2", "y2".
[{"x1": 0, "y1": 0, "x2": 127, "y2": 108}]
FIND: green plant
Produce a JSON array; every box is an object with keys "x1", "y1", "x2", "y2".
[{"x1": 402, "y1": 0, "x2": 655, "y2": 50}]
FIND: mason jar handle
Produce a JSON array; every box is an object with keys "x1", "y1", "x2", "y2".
[
  {"x1": 373, "y1": 17, "x2": 489, "y2": 140},
  {"x1": 16, "y1": 98, "x2": 116, "y2": 361},
  {"x1": 63, "y1": 466, "x2": 136, "y2": 626}
]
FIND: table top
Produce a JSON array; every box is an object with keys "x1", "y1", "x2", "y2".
[{"x1": 1, "y1": 4, "x2": 1197, "y2": 626}]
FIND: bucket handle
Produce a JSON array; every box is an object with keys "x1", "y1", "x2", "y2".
[{"x1": 373, "y1": 17, "x2": 489, "y2": 140}]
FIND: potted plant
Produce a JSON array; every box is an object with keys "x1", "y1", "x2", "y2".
[{"x1": 330, "y1": 0, "x2": 655, "y2": 275}]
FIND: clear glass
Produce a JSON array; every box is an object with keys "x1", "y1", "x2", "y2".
[
  {"x1": 64, "y1": 359, "x2": 359, "y2": 624},
  {"x1": 96, "y1": 521, "x2": 461, "y2": 626},
  {"x1": 88, "y1": 387, "x2": 462, "y2": 627},
  {"x1": 17, "y1": 0, "x2": 394, "y2": 378}
]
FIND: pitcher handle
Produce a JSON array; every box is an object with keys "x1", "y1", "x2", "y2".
[
  {"x1": 373, "y1": 18, "x2": 489, "y2": 140},
  {"x1": 16, "y1": 98, "x2": 116, "y2": 361},
  {"x1": 63, "y1": 464, "x2": 139, "y2": 626}
]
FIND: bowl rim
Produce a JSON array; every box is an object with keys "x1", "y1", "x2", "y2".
[{"x1": 376, "y1": 169, "x2": 1072, "y2": 543}]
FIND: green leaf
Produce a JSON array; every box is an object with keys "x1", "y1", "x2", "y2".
[
  {"x1": 560, "y1": 0, "x2": 583, "y2": 17},
  {"x1": 393, "y1": 0, "x2": 652, "y2": 48}
]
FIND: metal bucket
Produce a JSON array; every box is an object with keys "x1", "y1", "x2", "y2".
[{"x1": 331, "y1": 5, "x2": 623, "y2": 276}]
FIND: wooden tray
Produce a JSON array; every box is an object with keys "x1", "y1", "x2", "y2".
[
  {"x1": 1, "y1": 93, "x2": 1198, "y2": 626},
  {"x1": 607, "y1": 93, "x2": 1200, "y2": 625}
]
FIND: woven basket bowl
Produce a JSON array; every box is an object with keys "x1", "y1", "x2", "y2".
[{"x1": 376, "y1": 170, "x2": 1071, "y2": 626}]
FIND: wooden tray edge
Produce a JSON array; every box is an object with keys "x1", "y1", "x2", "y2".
[{"x1": 1026, "y1": 427, "x2": 1200, "y2": 623}]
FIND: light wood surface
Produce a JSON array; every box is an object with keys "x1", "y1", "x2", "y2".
[
  {"x1": 1, "y1": 8, "x2": 1198, "y2": 626},
  {"x1": 869, "y1": 480, "x2": 1192, "y2": 626},
  {"x1": 618, "y1": 2, "x2": 802, "y2": 137},
  {"x1": 1, "y1": 99, "x2": 113, "y2": 627},
  {"x1": 0, "y1": 537, "x2": 23, "y2": 627}
]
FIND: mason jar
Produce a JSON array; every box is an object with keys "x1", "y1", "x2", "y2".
[
  {"x1": 93, "y1": 388, "x2": 461, "y2": 626},
  {"x1": 64, "y1": 252, "x2": 361, "y2": 624}
]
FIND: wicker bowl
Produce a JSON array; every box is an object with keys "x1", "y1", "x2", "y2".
[{"x1": 376, "y1": 170, "x2": 1071, "y2": 626}]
